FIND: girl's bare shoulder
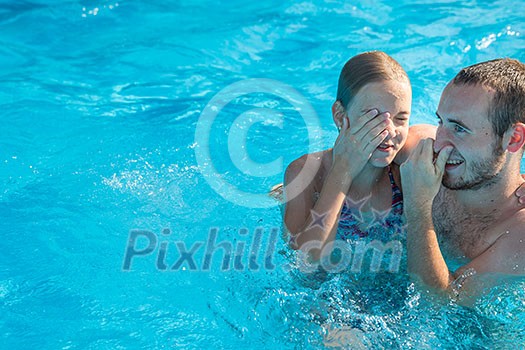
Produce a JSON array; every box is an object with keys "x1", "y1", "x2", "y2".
[{"x1": 285, "y1": 149, "x2": 333, "y2": 190}]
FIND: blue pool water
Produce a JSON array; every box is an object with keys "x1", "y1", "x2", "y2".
[{"x1": 1, "y1": 0, "x2": 525, "y2": 348}]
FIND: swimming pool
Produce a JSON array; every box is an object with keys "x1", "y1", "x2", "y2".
[{"x1": 1, "y1": 0, "x2": 525, "y2": 348}]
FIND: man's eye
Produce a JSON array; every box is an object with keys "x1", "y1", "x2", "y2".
[{"x1": 453, "y1": 124, "x2": 466, "y2": 133}]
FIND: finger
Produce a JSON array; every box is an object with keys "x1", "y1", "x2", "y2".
[
  {"x1": 363, "y1": 129, "x2": 389, "y2": 156},
  {"x1": 409, "y1": 139, "x2": 425, "y2": 162},
  {"x1": 385, "y1": 120, "x2": 396, "y2": 139},
  {"x1": 516, "y1": 181, "x2": 525, "y2": 202},
  {"x1": 419, "y1": 138, "x2": 432, "y2": 157},
  {"x1": 354, "y1": 115, "x2": 391, "y2": 143},
  {"x1": 516, "y1": 183, "x2": 525, "y2": 196},
  {"x1": 357, "y1": 111, "x2": 391, "y2": 136},
  {"x1": 350, "y1": 108, "x2": 380, "y2": 134},
  {"x1": 373, "y1": 112, "x2": 394, "y2": 134},
  {"x1": 422, "y1": 138, "x2": 435, "y2": 162},
  {"x1": 357, "y1": 120, "x2": 390, "y2": 144},
  {"x1": 366, "y1": 112, "x2": 395, "y2": 140},
  {"x1": 435, "y1": 146, "x2": 453, "y2": 177}
]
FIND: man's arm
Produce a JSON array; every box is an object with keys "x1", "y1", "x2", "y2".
[
  {"x1": 455, "y1": 217, "x2": 525, "y2": 277},
  {"x1": 446, "y1": 218, "x2": 525, "y2": 304},
  {"x1": 404, "y1": 200, "x2": 454, "y2": 290},
  {"x1": 400, "y1": 139, "x2": 455, "y2": 290},
  {"x1": 401, "y1": 139, "x2": 525, "y2": 301},
  {"x1": 406, "y1": 204, "x2": 525, "y2": 301}
]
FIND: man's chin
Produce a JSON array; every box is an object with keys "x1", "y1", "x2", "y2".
[
  {"x1": 441, "y1": 175, "x2": 462, "y2": 190},
  {"x1": 442, "y1": 175, "x2": 497, "y2": 191},
  {"x1": 442, "y1": 181, "x2": 459, "y2": 190}
]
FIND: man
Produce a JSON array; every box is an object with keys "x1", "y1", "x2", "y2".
[{"x1": 400, "y1": 58, "x2": 525, "y2": 300}]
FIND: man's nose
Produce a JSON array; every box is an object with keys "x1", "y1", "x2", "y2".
[{"x1": 434, "y1": 126, "x2": 452, "y2": 152}]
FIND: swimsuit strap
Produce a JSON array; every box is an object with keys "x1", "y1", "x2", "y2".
[
  {"x1": 387, "y1": 166, "x2": 403, "y2": 213},
  {"x1": 387, "y1": 165, "x2": 396, "y2": 185}
]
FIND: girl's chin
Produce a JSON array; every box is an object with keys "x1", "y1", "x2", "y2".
[
  {"x1": 369, "y1": 159, "x2": 392, "y2": 168},
  {"x1": 369, "y1": 150, "x2": 396, "y2": 168}
]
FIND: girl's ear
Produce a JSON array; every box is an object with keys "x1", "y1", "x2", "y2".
[
  {"x1": 504, "y1": 123, "x2": 525, "y2": 153},
  {"x1": 332, "y1": 101, "x2": 346, "y2": 130}
]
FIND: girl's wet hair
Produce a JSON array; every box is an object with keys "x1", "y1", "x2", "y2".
[{"x1": 336, "y1": 51, "x2": 410, "y2": 109}]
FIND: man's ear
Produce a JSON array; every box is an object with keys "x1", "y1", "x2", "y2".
[
  {"x1": 331, "y1": 101, "x2": 346, "y2": 130},
  {"x1": 504, "y1": 123, "x2": 525, "y2": 153}
]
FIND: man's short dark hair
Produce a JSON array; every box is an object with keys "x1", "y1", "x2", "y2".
[{"x1": 453, "y1": 58, "x2": 525, "y2": 142}]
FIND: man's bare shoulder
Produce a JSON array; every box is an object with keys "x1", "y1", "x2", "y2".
[
  {"x1": 491, "y1": 207, "x2": 525, "y2": 234},
  {"x1": 503, "y1": 208, "x2": 525, "y2": 235},
  {"x1": 481, "y1": 209, "x2": 525, "y2": 274}
]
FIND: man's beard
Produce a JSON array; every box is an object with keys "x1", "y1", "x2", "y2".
[{"x1": 442, "y1": 140, "x2": 506, "y2": 191}]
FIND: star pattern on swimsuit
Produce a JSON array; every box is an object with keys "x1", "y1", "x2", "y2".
[
  {"x1": 343, "y1": 194, "x2": 394, "y2": 230},
  {"x1": 364, "y1": 207, "x2": 394, "y2": 230},
  {"x1": 340, "y1": 193, "x2": 406, "y2": 239},
  {"x1": 342, "y1": 194, "x2": 371, "y2": 225}
]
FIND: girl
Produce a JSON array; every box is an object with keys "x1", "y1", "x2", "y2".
[{"x1": 282, "y1": 51, "x2": 433, "y2": 262}]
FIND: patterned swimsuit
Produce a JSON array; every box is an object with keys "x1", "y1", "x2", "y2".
[{"x1": 337, "y1": 167, "x2": 405, "y2": 242}]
